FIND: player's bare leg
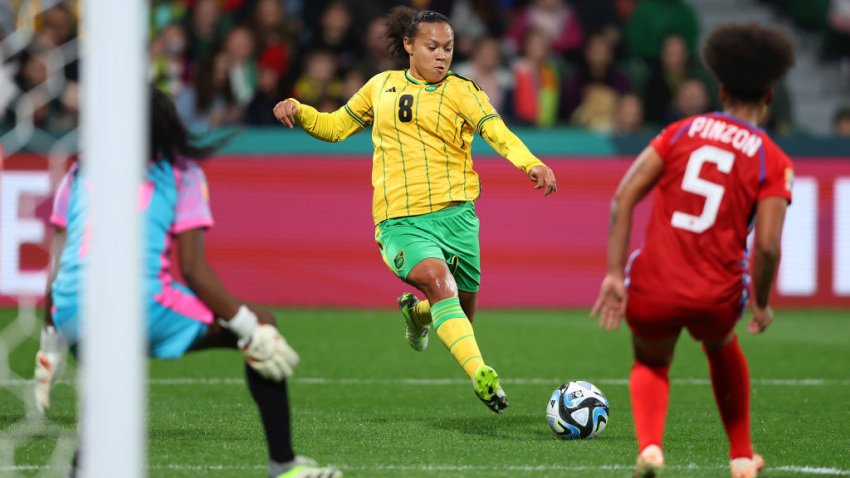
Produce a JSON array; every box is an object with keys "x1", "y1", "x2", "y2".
[
  {"x1": 458, "y1": 290, "x2": 477, "y2": 322},
  {"x1": 406, "y1": 259, "x2": 507, "y2": 413},
  {"x1": 704, "y1": 332, "x2": 760, "y2": 477},
  {"x1": 631, "y1": 332, "x2": 679, "y2": 478}
]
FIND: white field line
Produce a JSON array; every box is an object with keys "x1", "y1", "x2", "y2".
[
  {"x1": 1, "y1": 463, "x2": 849, "y2": 475},
  {"x1": 2, "y1": 377, "x2": 850, "y2": 387}
]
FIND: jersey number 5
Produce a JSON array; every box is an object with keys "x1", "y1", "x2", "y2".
[
  {"x1": 671, "y1": 145, "x2": 735, "y2": 233},
  {"x1": 397, "y1": 94, "x2": 414, "y2": 123}
]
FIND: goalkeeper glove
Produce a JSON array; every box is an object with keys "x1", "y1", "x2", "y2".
[
  {"x1": 34, "y1": 325, "x2": 68, "y2": 415},
  {"x1": 220, "y1": 305, "x2": 299, "y2": 382}
]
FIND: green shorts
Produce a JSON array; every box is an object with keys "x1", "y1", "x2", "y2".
[{"x1": 375, "y1": 201, "x2": 481, "y2": 293}]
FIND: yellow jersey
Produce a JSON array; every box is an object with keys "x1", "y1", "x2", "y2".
[{"x1": 292, "y1": 69, "x2": 545, "y2": 224}]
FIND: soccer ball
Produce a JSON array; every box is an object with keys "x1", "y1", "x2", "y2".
[{"x1": 546, "y1": 381, "x2": 609, "y2": 439}]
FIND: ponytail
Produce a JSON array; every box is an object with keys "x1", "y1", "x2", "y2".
[{"x1": 384, "y1": 7, "x2": 451, "y2": 60}]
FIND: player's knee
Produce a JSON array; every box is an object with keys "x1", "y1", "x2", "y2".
[{"x1": 408, "y1": 269, "x2": 457, "y2": 302}]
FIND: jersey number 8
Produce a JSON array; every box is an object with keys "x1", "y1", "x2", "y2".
[
  {"x1": 671, "y1": 145, "x2": 736, "y2": 233},
  {"x1": 398, "y1": 94, "x2": 414, "y2": 123}
]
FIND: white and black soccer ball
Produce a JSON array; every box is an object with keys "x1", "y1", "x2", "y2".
[{"x1": 546, "y1": 381, "x2": 609, "y2": 439}]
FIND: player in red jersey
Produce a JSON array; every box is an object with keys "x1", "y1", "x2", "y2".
[{"x1": 591, "y1": 24, "x2": 795, "y2": 478}]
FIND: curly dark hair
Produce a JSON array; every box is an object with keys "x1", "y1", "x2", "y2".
[
  {"x1": 702, "y1": 23, "x2": 795, "y2": 103},
  {"x1": 384, "y1": 7, "x2": 452, "y2": 60}
]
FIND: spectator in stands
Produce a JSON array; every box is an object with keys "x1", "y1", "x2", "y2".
[
  {"x1": 505, "y1": 0, "x2": 584, "y2": 58},
  {"x1": 150, "y1": 24, "x2": 189, "y2": 98},
  {"x1": 428, "y1": 0, "x2": 505, "y2": 60},
  {"x1": 667, "y1": 77, "x2": 710, "y2": 122},
  {"x1": 244, "y1": 47, "x2": 286, "y2": 125},
  {"x1": 613, "y1": 93, "x2": 646, "y2": 134},
  {"x1": 184, "y1": 0, "x2": 233, "y2": 67},
  {"x1": 642, "y1": 34, "x2": 711, "y2": 126},
  {"x1": 834, "y1": 106, "x2": 850, "y2": 136},
  {"x1": 561, "y1": 33, "x2": 632, "y2": 129},
  {"x1": 341, "y1": 68, "x2": 366, "y2": 101},
  {"x1": 824, "y1": 0, "x2": 850, "y2": 60},
  {"x1": 35, "y1": 3, "x2": 76, "y2": 48},
  {"x1": 223, "y1": 26, "x2": 258, "y2": 107},
  {"x1": 176, "y1": 52, "x2": 241, "y2": 132},
  {"x1": 8, "y1": 51, "x2": 52, "y2": 128},
  {"x1": 354, "y1": 17, "x2": 398, "y2": 79},
  {"x1": 248, "y1": 0, "x2": 294, "y2": 81},
  {"x1": 512, "y1": 29, "x2": 560, "y2": 127},
  {"x1": 624, "y1": 0, "x2": 698, "y2": 62},
  {"x1": 454, "y1": 36, "x2": 513, "y2": 114},
  {"x1": 571, "y1": 0, "x2": 622, "y2": 41},
  {"x1": 305, "y1": 1, "x2": 361, "y2": 75},
  {"x1": 292, "y1": 50, "x2": 344, "y2": 113},
  {"x1": 150, "y1": 0, "x2": 188, "y2": 34}
]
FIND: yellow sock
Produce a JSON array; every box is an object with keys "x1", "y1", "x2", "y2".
[
  {"x1": 431, "y1": 297, "x2": 485, "y2": 379},
  {"x1": 411, "y1": 300, "x2": 431, "y2": 327}
]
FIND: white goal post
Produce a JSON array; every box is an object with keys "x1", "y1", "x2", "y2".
[{"x1": 80, "y1": 0, "x2": 146, "y2": 476}]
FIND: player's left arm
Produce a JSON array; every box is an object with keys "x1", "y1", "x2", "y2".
[
  {"x1": 591, "y1": 145, "x2": 664, "y2": 330},
  {"x1": 479, "y1": 118, "x2": 557, "y2": 196},
  {"x1": 457, "y1": 81, "x2": 556, "y2": 195}
]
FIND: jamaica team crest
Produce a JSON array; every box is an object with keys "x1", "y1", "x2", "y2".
[{"x1": 393, "y1": 250, "x2": 405, "y2": 270}]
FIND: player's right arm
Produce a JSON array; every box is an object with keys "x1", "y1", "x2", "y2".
[
  {"x1": 591, "y1": 145, "x2": 664, "y2": 330},
  {"x1": 273, "y1": 74, "x2": 377, "y2": 142}
]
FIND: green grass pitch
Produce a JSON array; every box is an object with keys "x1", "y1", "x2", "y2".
[{"x1": 1, "y1": 308, "x2": 849, "y2": 477}]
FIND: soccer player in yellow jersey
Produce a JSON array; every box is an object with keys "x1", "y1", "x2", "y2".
[{"x1": 273, "y1": 7, "x2": 557, "y2": 413}]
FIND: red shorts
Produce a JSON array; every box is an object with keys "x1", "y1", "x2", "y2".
[{"x1": 625, "y1": 293, "x2": 743, "y2": 342}]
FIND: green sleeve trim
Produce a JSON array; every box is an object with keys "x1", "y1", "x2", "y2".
[
  {"x1": 343, "y1": 105, "x2": 368, "y2": 128},
  {"x1": 476, "y1": 113, "x2": 500, "y2": 133}
]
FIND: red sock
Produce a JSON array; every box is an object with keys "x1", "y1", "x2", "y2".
[
  {"x1": 704, "y1": 336, "x2": 753, "y2": 459},
  {"x1": 630, "y1": 361, "x2": 670, "y2": 452}
]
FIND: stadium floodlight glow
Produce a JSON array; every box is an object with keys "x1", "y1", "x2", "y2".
[{"x1": 81, "y1": 0, "x2": 147, "y2": 477}]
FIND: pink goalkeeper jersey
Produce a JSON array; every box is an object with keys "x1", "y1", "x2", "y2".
[{"x1": 50, "y1": 158, "x2": 215, "y2": 323}]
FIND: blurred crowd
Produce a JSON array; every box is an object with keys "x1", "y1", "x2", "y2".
[{"x1": 2, "y1": 0, "x2": 850, "y2": 137}]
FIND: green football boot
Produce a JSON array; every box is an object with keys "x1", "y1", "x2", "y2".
[
  {"x1": 473, "y1": 364, "x2": 509, "y2": 414},
  {"x1": 398, "y1": 292, "x2": 429, "y2": 351}
]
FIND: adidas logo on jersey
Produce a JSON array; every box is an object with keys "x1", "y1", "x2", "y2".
[{"x1": 385, "y1": 87, "x2": 396, "y2": 93}]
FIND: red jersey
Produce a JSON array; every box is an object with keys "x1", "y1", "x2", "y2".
[{"x1": 627, "y1": 112, "x2": 793, "y2": 306}]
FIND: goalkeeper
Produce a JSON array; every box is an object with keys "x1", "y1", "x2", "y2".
[{"x1": 33, "y1": 87, "x2": 340, "y2": 478}]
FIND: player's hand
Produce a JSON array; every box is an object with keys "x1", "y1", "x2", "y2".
[
  {"x1": 590, "y1": 274, "x2": 627, "y2": 331},
  {"x1": 528, "y1": 165, "x2": 557, "y2": 196},
  {"x1": 220, "y1": 305, "x2": 300, "y2": 382},
  {"x1": 34, "y1": 325, "x2": 68, "y2": 415},
  {"x1": 242, "y1": 325, "x2": 301, "y2": 382},
  {"x1": 273, "y1": 99, "x2": 299, "y2": 128},
  {"x1": 747, "y1": 303, "x2": 773, "y2": 334}
]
